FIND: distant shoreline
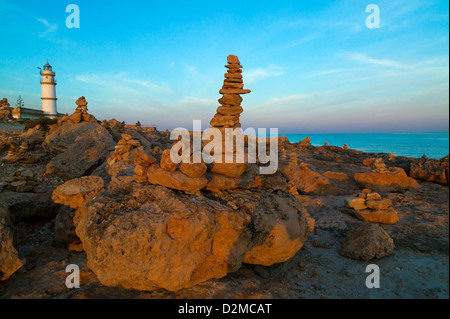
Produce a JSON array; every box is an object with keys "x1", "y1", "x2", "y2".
[{"x1": 285, "y1": 132, "x2": 449, "y2": 160}]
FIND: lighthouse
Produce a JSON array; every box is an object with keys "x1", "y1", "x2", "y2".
[{"x1": 40, "y1": 61, "x2": 58, "y2": 118}]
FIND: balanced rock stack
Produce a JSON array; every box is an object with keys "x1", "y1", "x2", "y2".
[
  {"x1": 356, "y1": 157, "x2": 419, "y2": 192},
  {"x1": 106, "y1": 132, "x2": 156, "y2": 187},
  {"x1": 0, "y1": 98, "x2": 12, "y2": 120},
  {"x1": 210, "y1": 55, "x2": 250, "y2": 130},
  {"x1": 59, "y1": 96, "x2": 97, "y2": 124},
  {"x1": 2, "y1": 169, "x2": 39, "y2": 193},
  {"x1": 342, "y1": 189, "x2": 399, "y2": 224}
]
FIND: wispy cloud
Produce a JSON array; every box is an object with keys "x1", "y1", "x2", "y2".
[
  {"x1": 306, "y1": 69, "x2": 345, "y2": 79},
  {"x1": 245, "y1": 65, "x2": 285, "y2": 84},
  {"x1": 76, "y1": 72, "x2": 173, "y2": 94},
  {"x1": 36, "y1": 18, "x2": 58, "y2": 37},
  {"x1": 344, "y1": 52, "x2": 408, "y2": 69}
]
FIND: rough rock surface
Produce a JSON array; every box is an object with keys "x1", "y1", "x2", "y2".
[
  {"x1": 340, "y1": 224, "x2": 395, "y2": 261},
  {"x1": 75, "y1": 182, "x2": 314, "y2": 291},
  {"x1": 52, "y1": 176, "x2": 104, "y2": 211},
  {"x1": 410, "y1": 155, "x2": 449, "y2": 185},
  {"x1": 0, "y1": 204, "x2": 24, "y2": 280},
  {"x1": 43, "y1": 122, "x2": 114, "y2": 155},
  {"x1": 282, "y1": 164, "x2": 338, "y2": 196},
  {"x1": 147, "y1": 167, "x2": 208, "y2": 193},
  {"x1": 43, "y1": 121, "x2": 116, "y2": 180},
  {"x1": 355, "y1": 168, "x2": 420, "y2": 193}
]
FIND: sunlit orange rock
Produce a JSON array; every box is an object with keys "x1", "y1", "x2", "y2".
[
  {"x1": 281, "y1": 164, "x2": 338, "y2": 196},
  {"x1": 75, "y1": 183, "x2": 314, "y2": 291},
  {"x1": 147, "y1": 167, "x2": 207, "y2": 193},
  {"x1": 355, "y1": 168, "x2": 420, "y2": 193}
]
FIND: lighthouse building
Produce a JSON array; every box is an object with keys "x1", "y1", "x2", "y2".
[
  {"x1": 8, "y1": 61, "x2": 62, "y2": 120},
  {"x1": 40, "y1": 61, "x2": 58, "y2": 118}
]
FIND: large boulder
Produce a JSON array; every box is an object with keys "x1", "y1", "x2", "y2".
[
  {"x1": 43, "y1": 122, "x2": 115, "y2": 180},
  {"x1": 46, "y1": 136, "x2": 115, "y2": 180},
  {"x1": 281, "y1": 164, "x2": 338, "y2": 196},
  {"x1": 409, "y1": 155, "x2": 449, "y2": 185},
  {"x1": 147, "y1": 167, "x2": 208, "y2": 193},
  {"x1": 43, "y1": 121, "x2": 114, "y2": 155},
  {"x1": 52, "y1": 176, "x2": 104, "y2": 211},
  {"x1": 0, "y1": 204, "x2": 24, "y2": 280},
  {"x1": 75, "y1": 182, "x2": 314, "y2": 291},
  {"x1": 340, "y1": 224, "x2": 395, "y2": 261},
  {"x1": 354, "y1": 168, "x2": 420, "y2": 193}
]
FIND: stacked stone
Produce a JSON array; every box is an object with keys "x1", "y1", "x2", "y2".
[
  {"x1": 342, "y1": 189, "x2": 398, "y2": 224},
  {"x1": 2, "y1": 169, "x2": 39, "y2": 193},
  {"x1": 210, "y1": 55, "x2": 250, "y2": 130},
  {"x1": 280, "y1": 147, "x2": 287, "y2": 160},
  {"x1": 104, "y1": 132, "x2": 156, "y2": 185},
  {"x1": 289, "y1": 151, "x2": 298, "y2": 166},
  {"x1": 59, "y1": 97, "x2": 97, "y2": 124},
  {"x1": 133, "y1": 146, "x2": 158, "y2": 184},
  {"x1": 0, "y1": 98, "x2": 12, "y2": 120},
  {"x1": 0, "y1": 134, "x2": 43, "y2": 165},
  {"x1": 363, "y1": 157, "x2": 388, "y2": 173},
  {"x1": 299, "y1": 137, "x2": 311, "y2": 147}
]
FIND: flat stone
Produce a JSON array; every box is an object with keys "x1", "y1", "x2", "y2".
[
  {"x1": 366, "y1": 198, "x2": 392, "y2": 210},
  {"x1": 219, "y1": 94, "x2": 243, "y2": 106},
  {"x1": 10, "y1": 181, "x2": 27, "y2": 187},
  {"x1": 366, "y1": 192, "x2": 382, "y2": 200},
  {"x1": 227, "y1": 55, "x2": 240, "y2": 64},
  {"x1": 222, "y1": 82, "x2": 244, "y2": 89},
  {"x1": 147, "y1": 168, "x2": 208, "y2": 193},
  {"x1": 345, "y1": 198, "x2": 367, "y2": 211},
  {"x1": 224, "y1": 78, "x2": 243, "y2": 83},
  {"x1": 20, "y1": 170, "x2": 34, "y2": 178},
  {"x1": 220, "y1": 88, "x2": 251, "y2": 95},
  {"x1": 216, "y1": 105, "x2": 243, "y2": 116},
  {"x1": 351, "y1": 207, "x2": 399, "y2": 224},
  {"x1": 224, "y1": 73, "x2": 243, "y2": 79},
  {"x1": 225, "y1": 64, "x2": 242, "y2": 69},
  {"x1": 210, "y1": 162, "x2": 247, "y2": 178},
  {"x1": 210, "y1": 114, "x2": 240, "y2": 127},
  {"x1": 135, "y1": 147, "x2": 157, "y2": 165}
]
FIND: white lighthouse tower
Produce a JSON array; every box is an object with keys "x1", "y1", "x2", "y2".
[{"x1": 40, "y1": 61, "x2": 58, "y2": 118}]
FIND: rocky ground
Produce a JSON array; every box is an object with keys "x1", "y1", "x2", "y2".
[
  {"x1": 0, "y1": 116, "x2": 448, "y2": 299},
  {"x1": 0, "y1": 62, "x2": 448, "y2": 299}
]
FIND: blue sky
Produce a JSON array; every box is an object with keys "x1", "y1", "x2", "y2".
[{"x1": 0, "y1": 0, "x2": 448, "y2": 133}]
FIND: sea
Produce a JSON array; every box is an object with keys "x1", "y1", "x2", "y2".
[{"x1": 283, "y1": 133, "x2": 449, "y2": 160}]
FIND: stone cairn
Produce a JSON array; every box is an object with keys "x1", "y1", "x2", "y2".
[
  {"x1": 363, "y1": 157, "x2": 388, "y2": 173},
  {"x1": 58, "y1": 96, "x2": 97, "y2": 125},
  {"x1": 132, "y1": 55, "x2": 276, "y2": 194},
  {"x1": 0, "y1": 98, "x2": 12, "y2": 120},
  {"x1": 342, "y1": 189, "x2": 399, "y2": 224},
  {"x1": 1, "y1": 169, "x2": 39, "y2": 193},
  {"x1": 210, "y1": 55, "x2": 250, "y2": 130},
  {"x1": 0, "y1": 129, "x2": 45, "y2": 165},
  {"x1": 289, "y1": 151, "x2": 298, "y2": 166}
]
